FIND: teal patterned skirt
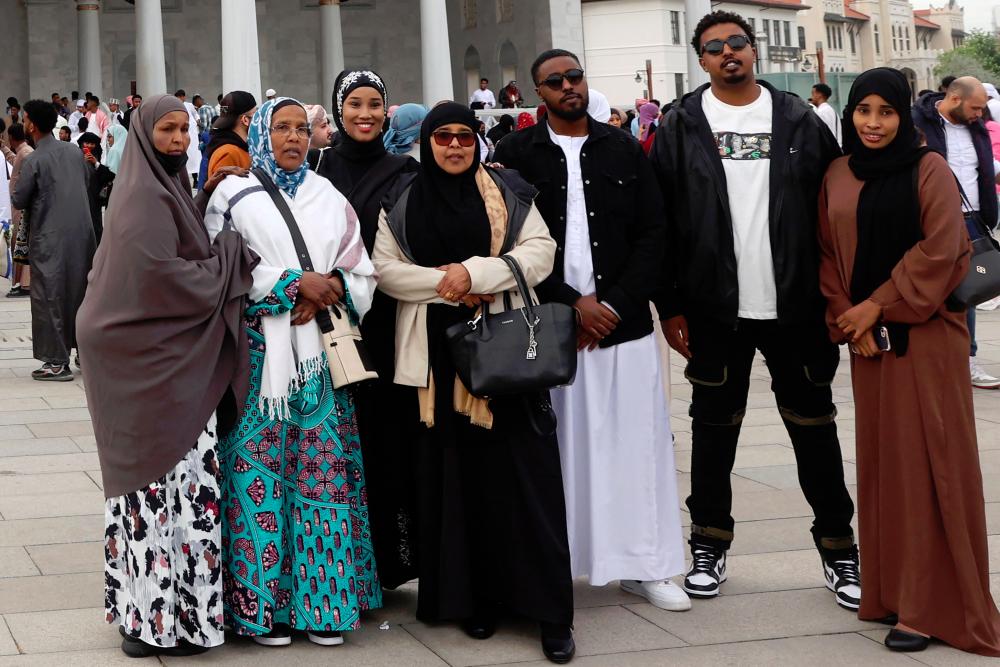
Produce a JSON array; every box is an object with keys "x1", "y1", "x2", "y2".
[{"x1": 220, "y1": 324, "x2": 382, "y2": 635}]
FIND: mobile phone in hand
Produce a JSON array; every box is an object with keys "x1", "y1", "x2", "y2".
[{"x1": 875, "y1": 326, "x2": 891, "y2": 353}]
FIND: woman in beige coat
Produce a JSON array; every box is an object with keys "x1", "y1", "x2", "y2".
[{"x1": 372, "y1": 103, "x2": 575, "y2": 664}]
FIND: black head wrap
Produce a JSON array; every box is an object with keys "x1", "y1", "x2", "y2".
[
  {"x1": 330, "y1": 69, "x2": 388, "y2": 160},
  {"x1": 406, "y1": 102, "x2": 488, "y2": 268},
  {"x1": 842, "y1": 67, "x2": 931, "y2": 356}
]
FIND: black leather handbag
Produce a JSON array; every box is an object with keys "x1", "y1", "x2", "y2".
[
  {"x1": 949, "y1": 186, "x2": 1000, "y2": 308},
  {"x1": 445, "y1": 255, "x2": 577, "y2": 397}
]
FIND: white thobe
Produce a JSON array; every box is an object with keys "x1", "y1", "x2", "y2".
[
  {"x1": 547, "y1": 126, "x2": 685, "y2": 586},
  {"x1": 183, "y1": 102, "x2": 202, "y2": 177}
]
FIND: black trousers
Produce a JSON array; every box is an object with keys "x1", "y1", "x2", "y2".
[{"x1": 685, "y1": 318, "x2": 855, "y2": 558}]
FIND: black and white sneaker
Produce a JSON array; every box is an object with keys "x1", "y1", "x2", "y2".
[
  {"x1": 683, "y1": 546, "x2": 727, "y2": 598},
  {"x1": 307, "y1": 630, "x2": 344, "y2": 646},
  {"x1": 31, "y1": 363, "x2": 73, "y2": 382},
  {"x1": 823, "y1": 550, "x2": 861, "y2": 611},
  {"x1": 252, "y1": 623, "x2": 292, "y2": 647}
]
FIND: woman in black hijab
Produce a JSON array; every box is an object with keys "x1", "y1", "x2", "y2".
[
  {"x1": 373, "y1": 103, "x2": 575, "y2": 664},
  {"x1": 486, "y1": 113, "x2": 515, "y2": 146},
  {"x1": 818, "y1": 68, "x2": 1000, "y2": 656},
  {"x1": 310, "y1": 69, "x2": 421, "y2": 591}
]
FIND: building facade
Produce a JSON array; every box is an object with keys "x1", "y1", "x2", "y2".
[
  {"x1": 0, "y1": 0, "x2": 580, "y2": 111},
  {"x1": 580, "y1": 0, "x2": 807, "y2": 107},
  {"x1": 801, "y1": 0, "x2": 966, "y2": 93}
]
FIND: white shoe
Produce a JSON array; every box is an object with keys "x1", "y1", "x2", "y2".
[
  {"x1": 307, "y1": 630, "x2": 344, "y2": 646},
  {"x1": 970, "y1": 359, "x2": 1000, "y2": 389},
  {"x1": 620, "y1": 579, "x2": 692, "y2": 611},
  {"x1": 977, "y1": 296, "x2": 1000, "y2": 311}
]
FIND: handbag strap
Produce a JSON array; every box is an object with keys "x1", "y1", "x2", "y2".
[
  {"x1": 954, "y1": 176, "x2": 992, "y2": 237},
  {"x1": 500, "y1": 255, "x2": 536, "y2": 321},
  {"x1": 252, "y1": 168, "x2": 335, "y2": 332}
]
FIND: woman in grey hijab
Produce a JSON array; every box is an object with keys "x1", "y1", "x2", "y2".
[{"x1": 76, "y1": 94, "x2": 257, "y2": 658}]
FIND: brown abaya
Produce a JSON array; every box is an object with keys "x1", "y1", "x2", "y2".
[{"x1": 818, "y1": 152, "x2": 1000, "y2": 656}]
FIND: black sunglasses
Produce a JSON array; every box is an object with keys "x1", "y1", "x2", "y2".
[
  {"x1": 538, "y1": 68, "x2": 585, "y2": 91},
  {"x1": 701, "y1": 35, "x2": 751, "y2": 56}
]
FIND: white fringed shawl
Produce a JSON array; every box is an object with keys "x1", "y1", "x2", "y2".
[{"x1": 205, "y1": 170, "x2": 377, "y2": 417}]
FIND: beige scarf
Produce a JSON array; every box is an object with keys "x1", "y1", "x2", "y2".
[{"x1": 418, "y1": 165, "x2": 508, "y2": 430}]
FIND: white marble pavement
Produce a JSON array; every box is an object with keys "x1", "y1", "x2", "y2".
[{"x1": 0, "y1": 284, "x2": 997, "y2": 666}]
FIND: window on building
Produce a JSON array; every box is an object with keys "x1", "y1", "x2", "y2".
[
  {"x1": 773, "y1": 20, "x2": 781, "y2": 45},
  {"x1": 892, "y1": 25, "x2": 897, "y2": 51},
  {"x1": 849, "y1": 28, "x2": 856, "y2": 54},
  {"x1": 671, "y1": 11, "x2": 681, "y2": 45},
  {"x1": 748, "y1": 16, "x2": 756, "y2": 35},
  {"x1": 496, "y1": 0, "x2": 513, "y2": 23},
  {"x1": 762, "y1": 19, "x2": 770, "y2": 42},
  {"x1": 826, "y1": 25, "x2": 832, "y2": 48},
  {"x1": 905, "y1": 26, "x2": 911, "y2": 50},
  {"x1": 784, "y1": 21, "x2": 792, "y2": 46},
  {"x1": 675, "y1": 73, "x2": 685, "y2": 99},
  {"x1": 463, "y1": 0, "x2": 476, "y2": 29},
  {"x1": 798, "y1": 26, "x2": 806, "y2": 49},
  {"x1": 874, "y1": 23, "x2": 880, "y2": 54},
  {"x1": 837, "y1": 26, "x2": 844, "y2": 49}
]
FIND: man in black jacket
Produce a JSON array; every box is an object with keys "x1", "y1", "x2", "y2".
[
  {"x1": 912, "y1": 79, "x2": 1000, "y2": 389},
  {"x1": 650, "y1": 11, "x2": 858, "y2": 610},
  {"x1": 495, "y1": 49, "x2": 693, "y2": 617}
]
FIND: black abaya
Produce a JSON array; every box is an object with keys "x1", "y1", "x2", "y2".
[
  {"x1": 415, "y1": 302, "x2": 573, "y2": 625},
  {"x1": 312, "y1": 139, "x2": 421, "y2": 590}
]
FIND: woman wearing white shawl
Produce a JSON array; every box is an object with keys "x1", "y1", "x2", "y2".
[{"x1": 204, "y1": 97, "x2": 381, "y2": 648}]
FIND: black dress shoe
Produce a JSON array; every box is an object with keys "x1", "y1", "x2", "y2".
[
  {"x1": 540, "y1": 624, "x2": 575, "y2": 664},
  {"x1": 120, "y1": 636, "x2": 211, "y2": 658},
  {"x1": 884, "y1": 628, "x2": 930, "y2": 652},
  {"x1": 461, "y1": 616, "x2": 497, "y2": 640}
]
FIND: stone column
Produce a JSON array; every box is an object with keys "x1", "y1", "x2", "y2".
[
  {"x1": 684, "y1": 0, "x2": 711, "y2": 90},
  {"x1": 135, "y1": 0, "x2": 167, "y2": 95},
  {"x1": 221, "y1": 0, "x2": 262, "y2": 102},
  {"x1": 76, "y1": 0, "x2": 103, "y2": 98},
  {"x1": 320, "y1": 0, "x2": 345, "y2": 113},
  {"x1": 419, "y1": 0, "x2": 454, "y2": 105}
]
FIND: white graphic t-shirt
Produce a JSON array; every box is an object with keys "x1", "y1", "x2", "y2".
[{"x1": 702, "y1": 85, "x2": 777, "y2": 320}]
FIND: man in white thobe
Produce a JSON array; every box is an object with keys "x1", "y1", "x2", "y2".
[
  {"x1": 809, "y1": 83, "x2": 841, "y2": 146},
  {"x1": 494, "y1": 49, "x2": 690, "y2": 612}
]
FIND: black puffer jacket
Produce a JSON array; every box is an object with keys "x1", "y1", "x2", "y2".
[{"x1": 650, "y1": 81, "x2": 841, "y2": 327}]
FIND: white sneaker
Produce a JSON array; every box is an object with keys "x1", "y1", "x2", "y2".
[
  {"x1": 620, "y1": 579, "x2": 692, "y2": 611},
  {"x1": 977, "y1": 296, "x2": 1000, "y2": 311},
  {"x1": 307, "y1": 630, "x2": 344, "y2": 646},
  {"x1": 970, "y1": 359, "x2": 1000, "y2": 389}
]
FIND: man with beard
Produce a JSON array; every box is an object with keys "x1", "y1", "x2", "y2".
[
  {"x1": 913, "y1": 77, "x2": 1000, "y2": 389},
  {"x1": 204, "y1": 90, "x2": 256, "y2": 180},
  {"x1": 493, "y1": 49, "x2": 691, "y2": 613},
  {"x1": 649, "y1": 11, "x2": 858, "y2": 610}
]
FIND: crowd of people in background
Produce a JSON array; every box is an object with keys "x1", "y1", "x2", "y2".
[{"x1": 2, "y1": 8, "x2": 1000, "y2": 664}]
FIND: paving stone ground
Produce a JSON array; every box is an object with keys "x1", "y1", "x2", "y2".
[{"x1": 0, "y1": 282, "x2": 997, "y2": 666}]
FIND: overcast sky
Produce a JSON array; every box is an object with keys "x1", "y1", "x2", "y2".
[{"x1": 909, "y1": 0, "x2": 997, "y2": 33}]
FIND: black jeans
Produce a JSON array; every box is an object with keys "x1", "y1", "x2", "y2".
[{"x1": 685, "y1": 318, "x2": 855, "y2": 558}]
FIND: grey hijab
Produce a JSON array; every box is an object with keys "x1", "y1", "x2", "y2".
[{"x1": 77, "y1": 94, "x2": 258, "y2": 498}]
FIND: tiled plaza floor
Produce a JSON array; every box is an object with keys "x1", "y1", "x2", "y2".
[{"x1": 0, "y1": 286, "x2": 997, "y2": 665}]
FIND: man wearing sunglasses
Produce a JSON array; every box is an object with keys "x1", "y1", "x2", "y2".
[
  {"x1": 650, "y1": 11, "x2": 857, "y2": 611},
  {"x1": 494, "y1": 49, "x2": 691, "y2": 614}
]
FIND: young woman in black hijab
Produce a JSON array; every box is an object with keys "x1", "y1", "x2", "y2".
[
  {"x1": 373, "y1": 102, "x2": 575, "y2": 664},
  {"x1": 818, "y1": 68, "x2": 1000, "y2": 656},
  {"x1": 310, "y1": 69, "x2": 421, "y2": 591}
]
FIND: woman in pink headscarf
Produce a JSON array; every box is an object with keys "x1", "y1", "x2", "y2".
[
  {"x1": 638, "y1": 102, "x2": 660, "y2": 155},
  {"x1": 516, "y1": 111, "x2": 535, "y2": 131}
]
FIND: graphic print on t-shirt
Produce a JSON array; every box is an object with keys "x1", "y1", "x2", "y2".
[{"x1": 714, "y1": 131, "x2": 772, "y2": 160}]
